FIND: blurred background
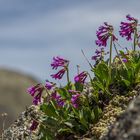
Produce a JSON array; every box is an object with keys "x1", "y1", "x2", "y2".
[{"x1": 0, "y1": 0, "x2": 140, "y2": 129}]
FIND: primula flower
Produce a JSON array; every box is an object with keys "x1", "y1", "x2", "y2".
[
  {"x1": 51, "y1": 92, "x2": 65, "y2": 107},
  {"x1": 74, "y1": 71, "x2": 88, "y2": 84},
  {"x1": 68, "y1": 90, "x2": 80, "y2": 94},
  {"x1": 71, "y1": 94, "x2": 81, "y2": 108},
  {"x1": 27, "y1": 84, "x2": 43, "y2": 105},
  {"x1": 30, "y1": 120, "x2": 39, "y2": 131},
  {"x1": 57, "y1": 99, "x2": 65, "y2": 107},
  {"x1": 45, "y1": 80, "x2": 56, "y2": 90},
  {"x1": 27, "y1": 84, "x2": 40, "y2": 96},
  {"x1": 51, "y1": 92, "x2": 62, "y2": 101},
  {"x1": 51, "y1": 56, "x2": 69, "y2": 70},
  {"x1": 92, "y1": 47, "x2": 104, "y2": 61},
  {"x1": 122, "y1": 58, "x2": 128, "y2": 63},
  {"x1": 51, "y1": 68, "x2": 66, "y2": 80},
  {"x1": 119, "y1": 14, "x2": 138, "y2": 40},
  {"x1": 95, "y1": 22, "x2": 117, "y2": 47}
]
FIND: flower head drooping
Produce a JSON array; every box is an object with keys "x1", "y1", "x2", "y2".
[
  {"x1": 27, "y1": 84, "x2": 44, "y2": 105},
  {"x1": 95, "y1": 22, "x2": 117, "y2": 47},
  {"x1": 50, "y1": 56, "x2": 69, "y2": 81},
  {"x1": 45, "y1": 80, "x2": 56, "y2": 90},
  {"x1": 71, "y1": 94, "x2": 81, "y2": 108},
  {"x1": 51, "y1": 68, "x2": 66, "y2": 80},
  {"x1": 30, "y1": 120, "x2": 39, "y2": 131},
  {"x1": 74, "y1": 71, "x2": 88, "y2": 84},
  {"x1": 51, "y1": 56, "x2": 69, "y2": 70},
  {"x1": 27, "y1": 84, "x2": 40, "y2": 96},
  {"x1": 119, "y1": 14, "x2": 138, "y2": 41}
]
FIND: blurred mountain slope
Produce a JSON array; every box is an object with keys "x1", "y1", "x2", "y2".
[{"x1": 0, "y1": 68, "x2": 38, "y2": 129}]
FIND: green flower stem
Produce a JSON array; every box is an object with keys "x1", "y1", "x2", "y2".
[
  {"x1": 133, "y1": 28, "x2": 137, "y2": 51},
  {"x1": 88, "y1": 73, "x2": 95, "y2": 89},
  {"x1": 72, "y1": 107, "x2": 79, "y2": 117},
  {"x1": 109, "y1": 35, "x2": 113, "y2": 79},
  {"x1": 66, "y1": 66, "x2": 70, "y2": 89},
  {"x1": 109, "y1": 35, "x2": 113, "y2": 67}
]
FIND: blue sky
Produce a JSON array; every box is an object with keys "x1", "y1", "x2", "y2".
[{"x1": 0, "y1": 0, "x2": 140, "y2": 82}]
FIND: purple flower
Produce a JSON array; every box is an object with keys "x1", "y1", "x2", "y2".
[
  {"x1": 45, "y1": 80, "x2": 55, "y2": 90},
  {"x1": 68, "y1": 90, "x2": 80, "y2": 94},
  {"x1": 30, "y1": 120, "x2": 39, "y2": 131},
  {"x1": 126, "y1": 14, "x2": 137, "y2": 21},
  {"x1": 122, "y1": 58, "x2": 128, "y2": 63},
  {"x1": 33, "y1": 93, "x2": 42, "y2": 105},
  {"x1": 51, "y1": 68, "x2": 66, "y2": 80},
  {"x1": 51, "y1": 56, "x2": 69, "y2": 70},
  {"x1": 74, "y1": 71, "x2": 88, "y2": 84},
  {"x1": 92, "y1": 47, "x2": 104, "y2": 61},
  {"x1": 95, "y1": 22, "x2": 117, "y2": 47},
  {"x1": 119, "y1": 14, "x2": 138, "y2": 41},
  {"x1": 27, "y1": 84, "x2": 40, "y2": 96},
  {"x1": 71, "y1": 94, "x2": 80, "y2": 108},
  {"x1": 51, "y1": 92, "x2": 65, "y2": 107},
  {"x1": 92, "y1": 55, "x2": 100, "y2": 61},
  {"x1": 57, "y1": 99, "x2": 65, "y2": 107},
  {"x1": 27, "y1": 84, "x2": 43, "y2": 105},
  {"x1": 51, "y1": 92, "x2": 60, "y2": 100}
]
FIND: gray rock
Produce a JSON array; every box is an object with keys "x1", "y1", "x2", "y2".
[{"x1": 102, "y1": 89, "x2": 140, "y2": 140}]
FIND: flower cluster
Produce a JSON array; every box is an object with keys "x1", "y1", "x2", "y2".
[
  {"x1": 71, "y1": 94, "x2": 81, "y2": 108},
  {"x1": 74, "y1": 71, "x2": 88, "y2": 84},
  {"x1": 51, "y1": 56, "x2": 69, "y2": 70},
  {"x1": 51, "y1": 92, "x2": 65, "y2": 107},
  {"x1": 119, "y1": 14, "x2": 138, "y2": 41},
  {"x1": 51, "y1": 68, "x2": 66, "y2": 80},
  {"x1": 51, "y1": 56, "x2": 69, "y2": 80},
  {"x1": 95, "y1": 22, "x2": 117, "y2": 47},
  {"x1": 27, "y1": 84, "x2": 44, "y2": 105},
  {"x1": 92, "y1": 47, "x2": 103, "y2": 61},
  {"x1": 45, "y1": 80, "x2": 56, "y2": 90}
]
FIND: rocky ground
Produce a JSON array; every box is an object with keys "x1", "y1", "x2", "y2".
[
  {"x1": 0, "y1": 106, "x2": 40, "y2": 140},
  {"x1": 102, "y1": 85, "x2": 140, "y2": 140}
]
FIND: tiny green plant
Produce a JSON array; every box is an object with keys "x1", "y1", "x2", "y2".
[{"x1": 27, "y1": 14, "x2": 140, "y2": 139}]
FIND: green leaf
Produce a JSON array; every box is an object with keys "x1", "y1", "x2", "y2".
[
  {"x1": 40, "y1": 103, "x2": 58, "y2": 118},
  {"x1": 94, "y1": 81, "x2": 105, "y2": 92},
  {"x1": 64, "y1": 122, "x2": 73, "y2": 128},
  {"x1": 121, "y1": 78, "x2": 131, "y2": 87},
  {"x1": 94, "y1": 61, "x2": 110, "y2": 86},
  {"x1": 57, "y1": 88, "x2": 70, "y2": 99},
  {"x1": 135, "y1": 61, "x2": 140, "y2": 75},
  {"x1": 94, "y1": 106, "x2": 102, "y2": 122},
  {"x1": 38, "y1": 125, "x2": 54, "y2": 140},
  {"x1": 79, "y1": 110, "x2": 88, "y2": 129},
  {"x1": 91, "y1": 110, "x2": 95, "y2": 121},
  {"x1": 58, "y1": 128, "x2": 72, "y2": 133},
  {"x1": 75, "y1": 82, "x2": 84, "y2": 92}
]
